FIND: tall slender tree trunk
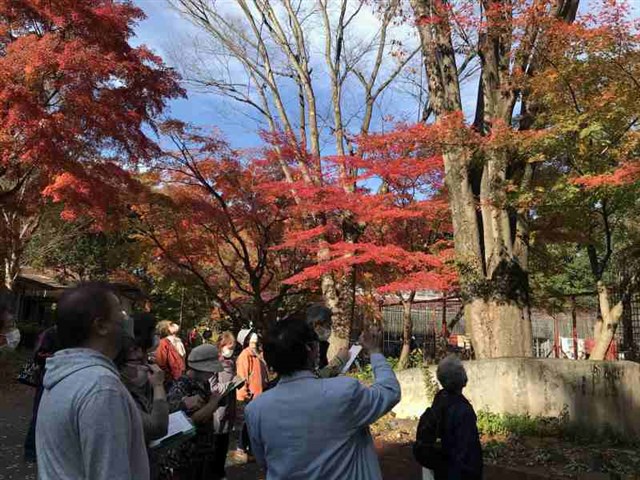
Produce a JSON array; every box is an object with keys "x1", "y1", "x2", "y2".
[
  {"x1": 318, "y1": 240, "x2": 352, "y2": 358},
  {"x1": 397, "y1": 292, "x2": 416, "y2": 370},
  {"x1": 3, "y1": 250, "x2": 19, "y2": 292}
]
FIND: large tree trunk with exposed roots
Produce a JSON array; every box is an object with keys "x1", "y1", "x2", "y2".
[{"x1": 410, "y1": 0, "x2": 578, "y2": 358}]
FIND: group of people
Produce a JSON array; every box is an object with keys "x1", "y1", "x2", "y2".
[{"x1": 22, "y1": 282, "x2": 483, "y2": 480}]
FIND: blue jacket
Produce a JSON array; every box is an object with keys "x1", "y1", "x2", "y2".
[{"x1": 245, "y1": 353, "x2": 401, "y2": 480}]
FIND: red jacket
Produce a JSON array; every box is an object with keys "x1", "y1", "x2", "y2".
[{"x1": 155, "y1": 337, "x2": 185, "y2": 381}]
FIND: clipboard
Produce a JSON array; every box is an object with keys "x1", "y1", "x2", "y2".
[{"x1": 148, "y1": 411, "x2": 196, "y2": 450}]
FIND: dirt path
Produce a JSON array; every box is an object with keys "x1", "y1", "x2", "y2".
[{"x1": 0, "y1": 350, "x2": 37, "y2": 480}]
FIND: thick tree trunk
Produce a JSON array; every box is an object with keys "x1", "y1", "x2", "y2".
[
  {"x1": 397, "y1": 294, "x2": 415, "y2": 370},
  {"x1": 323, "y1": 275, "x2": 350, "y2": 359},
  {"x1": 466, "y1": 298, "x2": 532, "y2": 358},
  {"x1": 591, "y1": 281, "x2": 623, "y2": 360},
  {"x1": 409, "y1": 0, "x2": 582, "y2": 358}
]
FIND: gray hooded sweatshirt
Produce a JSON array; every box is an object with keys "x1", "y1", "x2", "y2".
[{"x1": 36, "y1": 348, "x2": 150, "y2": 480}]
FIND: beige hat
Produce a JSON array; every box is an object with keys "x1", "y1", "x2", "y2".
[{"x1": 188, "y1": 344, "x2": 223, "y2": 373}]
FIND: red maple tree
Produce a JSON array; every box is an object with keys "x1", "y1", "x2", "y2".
[
  {"x1": 266, "y1": 124, "x2": 457, "y2": 361},
  {"x1": 131, "y1": 122, "x2": 309, "y2": 331},
  {"x1": 0, "y1": 0, "x2": 183, "y2": 289}
]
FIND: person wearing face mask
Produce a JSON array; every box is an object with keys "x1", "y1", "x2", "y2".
[
  {"x1": 160, "y1": 344, "x2": 223, "y2": 480},
  {"x1": 155, "y1": 320, "x2": 186, "y2": 386},
  {"x1": 36, "y1": 283, "x2": 149, "y2": 480},
  {"x1": 209, "y1": 331, "x2": 239, "y2": 480},
  {"x1": 232, "y1": 329, "x2": 268, "y2": 463},
  {"x1": 0, "y1": 302, "x2": 20, "y2": 351},
  {"x1": 119, "y1": 313, "x2": 169, "y2": 479},
  {"x1": 169, "y1": 322, "x2": 187, "y2": 357},
  {"x1": 306, "y1": 304, "x2": 350, "y2": 378}
]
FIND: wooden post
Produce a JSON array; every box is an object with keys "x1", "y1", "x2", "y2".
[
  {"x1": 571, "y1": 296, "x2": 578, "y2": 359},
  {"x1": 554, "y1": 315, "x2": 560, "y2": 358}
]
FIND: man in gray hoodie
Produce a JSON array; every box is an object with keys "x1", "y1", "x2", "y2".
[{"x1": 36, "y1": 283, "x2": 149, "y2": 480}]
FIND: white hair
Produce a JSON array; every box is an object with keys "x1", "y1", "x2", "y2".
[{"x1": 436, "y1": 355, "x2": 468, "y2": 392}]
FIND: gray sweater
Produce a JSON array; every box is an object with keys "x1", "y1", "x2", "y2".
[{"x1": 36, "y1": 348, "x2": 150, "y2": 480}]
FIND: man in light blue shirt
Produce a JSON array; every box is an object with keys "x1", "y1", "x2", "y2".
[{"x1": 245, "y1": 315, "x2": 401, "y2": 480}]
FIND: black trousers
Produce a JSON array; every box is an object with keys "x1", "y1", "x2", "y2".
[
  {"x1": 238, "y1": 423, "x2": 251, "y2": 453},
  {"x1": 212, "y1": 433, "x2": 230, "y2": 479}
]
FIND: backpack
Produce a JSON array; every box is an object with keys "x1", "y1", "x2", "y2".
[{"x1": 413, "y1": 402, "x2": 449, "y2": 471}]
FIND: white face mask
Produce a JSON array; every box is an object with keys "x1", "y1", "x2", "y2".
[
  {"x1": 221, "y1": 347, "x2": 234, "y2": 359},
  {"x1": 2, "y1": 328, "x2": 20, "y2": 350}
]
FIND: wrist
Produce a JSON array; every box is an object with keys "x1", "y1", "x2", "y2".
[{"x1": 153, "y1": 384, "x2": 166, "y2": 398}]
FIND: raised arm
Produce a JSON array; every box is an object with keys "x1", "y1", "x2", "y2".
[{"x1": 348, "y1": 328, "x2": 401, "y2": 428}]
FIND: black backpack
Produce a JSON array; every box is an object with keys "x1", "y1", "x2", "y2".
[{"x1": 413, "y1": 401, "x2": 449, "y2": 471}]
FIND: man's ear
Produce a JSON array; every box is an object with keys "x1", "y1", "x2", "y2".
[{"x1": 93, "y1": 316, "x2": 109, "y2": 337}]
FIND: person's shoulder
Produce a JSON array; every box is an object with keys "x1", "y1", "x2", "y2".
[
  {"x1": 86, "y1": 367, "x2": 128, "y2": 392},
  {"x1": 244, "y1": 393, "x2": 267, "y2": 420}
]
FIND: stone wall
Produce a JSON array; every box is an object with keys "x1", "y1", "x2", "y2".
[{"x1": 393, "y1": 358, "x2": 640, "y2": 437}]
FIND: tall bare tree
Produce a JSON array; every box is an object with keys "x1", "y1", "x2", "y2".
[{"x1": 167, "y1": 0, "x2": 424, "y2": 355}]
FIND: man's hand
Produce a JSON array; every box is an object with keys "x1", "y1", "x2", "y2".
[
  {"x1": 148, "y1": 364, "x2": 165, "y2": 388},
  {"x1": 335, "y1": 347, "x2": 350, "y2": 365},
  {"x1": 183, "y1": 395, "x2": 204, "y2": 411},
  {"x1": 359, "y1": 326, "x2": 382, "y2": 355},
  {"x1": 208, "y1": 389, "x2": 222, "y2": 405}
]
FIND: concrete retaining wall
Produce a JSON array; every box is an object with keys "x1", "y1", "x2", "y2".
[{"x1": 393, "y1": 358, "x2": 640, "y2": 437}]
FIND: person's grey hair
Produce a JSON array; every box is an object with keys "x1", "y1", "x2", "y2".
[{"x1": 436, "y1": 355, "x2": 468, "y2": 392}]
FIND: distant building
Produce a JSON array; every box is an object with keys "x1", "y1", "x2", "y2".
[{"x1": 11, "y1": 267, "x2": 147, "y2": 330}]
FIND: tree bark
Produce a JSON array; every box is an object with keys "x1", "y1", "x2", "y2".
[
  {"x1": 466, "y1": 298, "x2": 531, "y2": 358},
  {"x1": 397, "y1": 292, "x2": 416, "y2": 370},
  {"x1": 590, "y1": 281, "x2": 623, "y2": 360},
  {"x1": 409, "y1": 0, "x2": 583, "y2": 358}
]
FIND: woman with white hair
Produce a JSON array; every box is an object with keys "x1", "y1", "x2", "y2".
[{"x1": 413, "y1": 355, "x2": 483, "y2": 480}]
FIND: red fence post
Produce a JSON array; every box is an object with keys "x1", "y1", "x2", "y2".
[{"x1": 441, "y1": 294, "x2": 447, "y2": 337}]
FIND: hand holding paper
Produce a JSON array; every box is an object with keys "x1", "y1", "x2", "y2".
[{"x1": 340, "y1": 345, "x2": 363, "y2": 374}]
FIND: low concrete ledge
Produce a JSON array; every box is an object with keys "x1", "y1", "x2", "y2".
[{"x1": 393, "y1": 358, "x2": 640, "y2": 437}]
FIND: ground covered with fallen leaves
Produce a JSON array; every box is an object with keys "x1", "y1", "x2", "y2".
[{"x1": 2, "y1": 348, "x2": 639, "y2": 479}]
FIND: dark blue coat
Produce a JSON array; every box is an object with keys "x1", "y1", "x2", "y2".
[{"x1": 414, "y1": 390, "x2": 483, "y2": 480}]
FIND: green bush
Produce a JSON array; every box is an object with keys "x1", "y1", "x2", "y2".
[
  {"x1": 476, "y1": 408, "x2": 636, "y2": 446},
  {"x1": 350, "y1": 364, "x2": 374, "y2": 383}
]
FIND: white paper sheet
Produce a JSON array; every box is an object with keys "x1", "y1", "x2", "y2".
[
  {"x1": 149, "y1": 411, "x2": 194, "y2": 449},
  {"x1": 340, "y1": 345, "x2": 363, "y2": 374},
  {"x1": 422, "y1": 468, "x2": 435, "y2": 480}
]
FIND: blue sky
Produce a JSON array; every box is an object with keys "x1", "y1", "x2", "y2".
[
  {"x1": 131, "y1": 0, "x2": 640, "y2": 153},
  {"x1": 131, "y1": 0, "x2": 448, "y2": 152}
]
